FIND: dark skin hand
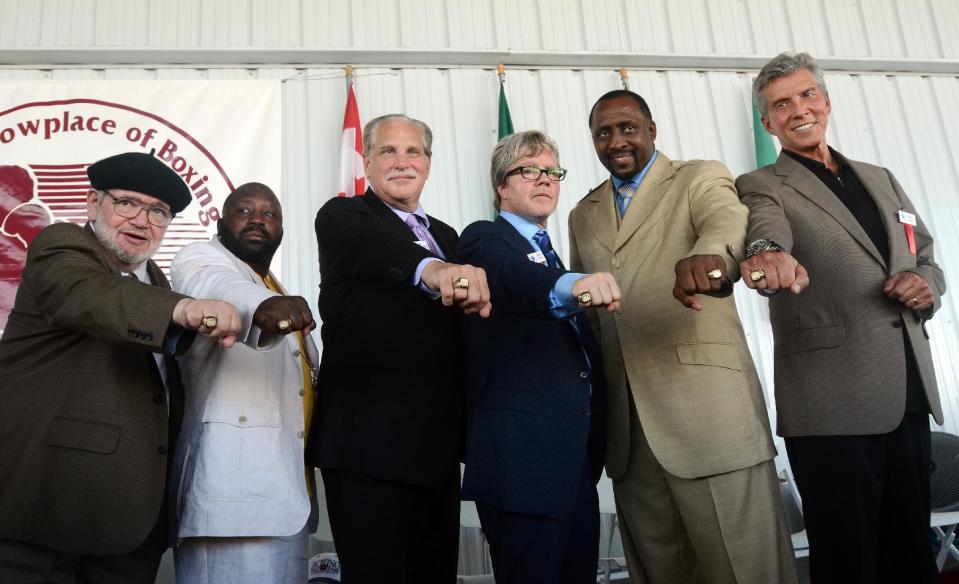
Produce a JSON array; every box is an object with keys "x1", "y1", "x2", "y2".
[
  {"x1": 883, "y1": 271, "x2": 934, "y2": 312},
  {"x1": 253, "y1": 295, "x2": 316, "y2": 335},
  {"x1": 673, "y1": 254, "x2": 729, "y2": 311}
]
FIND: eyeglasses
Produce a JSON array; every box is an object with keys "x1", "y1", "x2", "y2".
[
  {"x1": 505, "y1": 166, "x2": 567, "y2": 182},
  {"x1": 103, "y1": 191, "x2": 174, "y2": 227}
]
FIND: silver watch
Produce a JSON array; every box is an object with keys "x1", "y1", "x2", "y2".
[{"x1": 745, "y1": 239, "x2": 785, "y2": 258}]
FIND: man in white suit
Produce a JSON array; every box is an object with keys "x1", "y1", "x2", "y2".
[{"x1": 170, "y1": 182, "x2": 319, "y2": 584}]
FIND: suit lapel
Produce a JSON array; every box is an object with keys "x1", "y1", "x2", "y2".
[
  {"x1": 582, "y1": 181, "x2": 618, "y2": 255},
  {"x1": 776, "y1": 153, "x2": 886, "y2": 268},
  {"x1": 614, "y1": 153, "x2": 673, "y2": 253},
  {"x1": 849, "y1": 160, "x2": 909, "y2": 273}
]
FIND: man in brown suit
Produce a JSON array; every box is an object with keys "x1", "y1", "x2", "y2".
[
  {"x1": 739, "y1": 52, "x2": 945, "y2": 584},
  {"x1": 0, "y1": 152, "x2": 241, "y2": 583},
  {"x1": 569, "y1": 90, "x2": 796, "y2": 583}
]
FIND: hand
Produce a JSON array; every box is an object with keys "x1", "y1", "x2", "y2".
[
  {"x1": 572, "y1": 272, "x2": 622, "y2": 313},
  {"x1": 253, "y1": 295, "x2": 316, "y2": 335},
  {"x1": 420, "y1": 261, "x2": 492, "y2": 318},
  {"x1": 739, "y1": 251, "x2": 809, "y2": 296},
  {"x1": 673, "y1": 254, "x2": 729, "y2": 311},
  {"x1": 172, "y1": 298, "x2": 242, "y2": 347},
  {"x1": 883, "y1": 271, "x2": 933, "y2": 312}
]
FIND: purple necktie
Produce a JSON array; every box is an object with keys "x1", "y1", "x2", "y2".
[{"x1": 405, "y1": 214, "x2": 441, "y2": 257}]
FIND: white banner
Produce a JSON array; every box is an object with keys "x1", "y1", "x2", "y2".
[{"x1": 0, "y1": 80, "x2": 282, "y2": 329}]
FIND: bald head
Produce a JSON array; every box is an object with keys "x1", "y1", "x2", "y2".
[{"x1": 217, "y1": 182, "x2": 283, "y2": 276}]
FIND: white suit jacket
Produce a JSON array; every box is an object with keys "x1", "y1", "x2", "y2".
[{"x1": 170, "y1": 236, "x2": 319, "y2": 538}]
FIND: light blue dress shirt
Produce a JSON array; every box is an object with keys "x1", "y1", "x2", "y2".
[{"x1": 611, "y1": 150, "x2": 659, "y2": 216}]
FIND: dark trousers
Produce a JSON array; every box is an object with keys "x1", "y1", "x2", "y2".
[
  {"x1": 321, "y1": 466, "x2": 460, "y2": 584},
  {"x1": 0, "y1": 501, "x2": 168, "y2": 584},
  {"x1": 475, "y1": 463, "x2": 600, "y2": 584},
  {"x1": 786, "y1": 413, "x2": 939, "y2": 584}
]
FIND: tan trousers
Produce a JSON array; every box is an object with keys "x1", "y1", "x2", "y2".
[{"x1": 614, "y1": 406, "x2": 798, "y2": 584}]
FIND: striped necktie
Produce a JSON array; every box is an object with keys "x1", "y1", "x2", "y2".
[{"x1": 617, "y1": 181, "x2": 638, "y2": 217}]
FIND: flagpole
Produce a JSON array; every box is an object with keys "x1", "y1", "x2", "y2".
[{"x1": 619, "y1": 67, "x2": 629, "y2": 90}]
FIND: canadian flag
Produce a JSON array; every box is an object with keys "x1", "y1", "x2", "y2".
[{"x1": 337, "y1": 84, "x2": 365, "y2": 197}]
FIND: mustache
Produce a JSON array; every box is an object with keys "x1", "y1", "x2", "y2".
[
  {"x1": 386, "y1": 170, "x2": 418, "y2": 180},
  {"x1": 240, "y1": 225, "x2": 269, "y2": 238}
]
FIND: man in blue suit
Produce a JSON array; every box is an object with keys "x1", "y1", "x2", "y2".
[{"x1": 458, "y1": 130, "x2": 621, "y2": 583}]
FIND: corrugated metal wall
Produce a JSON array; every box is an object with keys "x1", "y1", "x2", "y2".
[{"x1": 2, "y1": 0, "x2": 958, "y2": 498}]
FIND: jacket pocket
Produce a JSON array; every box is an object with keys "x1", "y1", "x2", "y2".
[
  {"x1": 194, "y1": 403, "x2": 281, "y2": 501},
  {"x1": 777, "y1": 325, "x2": 845, "y2": 356},
  {"x1": 675, "y1": 342, "x2": 743, "y2": 371},
  {"x1": 45, "y1": 417, "x2": 121, "y2": 454}
]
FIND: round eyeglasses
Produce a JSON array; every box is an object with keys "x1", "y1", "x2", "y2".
[{"x1": 103, "y1": 191, "x2": 174, "y2": 227}]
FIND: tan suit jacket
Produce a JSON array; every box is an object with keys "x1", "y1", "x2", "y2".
[
  {"x1": 569, "y1": 154, "x2": 775, "y2": 480},
  {"x1": 737, "y1": 152, "x2": 945, "y2": 437}
]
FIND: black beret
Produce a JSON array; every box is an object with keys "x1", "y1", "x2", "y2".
[{"x1": 87, "y1": 152, "x2": 191, "y2": 214}]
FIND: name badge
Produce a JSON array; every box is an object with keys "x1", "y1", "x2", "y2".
[
  {"x1": 527, "y1": 251, "x2": 547, "y2": 264},
  {"x1": 414, "y1": 240, "x2": 430, "y2": 250},
  {"x1": 898, "y1": 210, "x2": 916, "y2": 226}
]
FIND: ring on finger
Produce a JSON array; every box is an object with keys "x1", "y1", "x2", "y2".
[
  {"x1": 201, "y1": 315, "x2": 218, "y2": 329},
  {"x1": 277, "y1": 319, "x2": 292, "y2": 332},
  {"x1": 706, "y1": 269, "x2": 723, "y2": 281},
  {"x1": 749, "y1": 269, "x2": 766, "y2": 283},
  {"x1": 452, "y1": 277, "x2": 470, "y2": 290},
  {"x1": 576, "y1": 291, "x2": 592, "y2": 306}
]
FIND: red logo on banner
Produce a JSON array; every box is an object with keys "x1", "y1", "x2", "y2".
[{"x1": 0, "y1": 98, "x2": 236, "y2": 329}]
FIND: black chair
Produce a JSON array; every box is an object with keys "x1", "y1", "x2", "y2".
[{"x1": 930, "y1": 431, "x2": 959, "y2": 570}]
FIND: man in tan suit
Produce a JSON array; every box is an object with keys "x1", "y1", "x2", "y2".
[
  {"x1": 738, "y1": 52, "x2": 945, "y2": 583},
  {"x1": 569, "y1": 90, "x2": 796, "y2": 583}
]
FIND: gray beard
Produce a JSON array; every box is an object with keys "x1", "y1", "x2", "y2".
[{"x1": 92, "y1": 220, "x2": 153, "y2": 268}]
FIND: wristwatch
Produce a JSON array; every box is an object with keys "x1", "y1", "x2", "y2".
[{"x1": 745, "y1": 239, "x2": 785, "y2": 258}]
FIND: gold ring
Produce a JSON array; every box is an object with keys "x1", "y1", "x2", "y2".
[
  {"x1": 707, "y1": 269, "x2": 723, "y2": 281},
  {"x1": 201, "y1": 316, "x2": 218, "y2": 329},
  {"x1": 750, "y1": 269, "x2": 766, "y2": 283},
  {"x1": 577, "y1": 291, "x2": 592, "y2": 305},
  {"x1": 453, "y1": 277, "x2": 469, "y2": 290},
  {"x1": 911, "y1": 297, "x2": 919, "y2": 305},
  {"x1": 277, "y1": 319, "x2": 292, "y2": 332}
]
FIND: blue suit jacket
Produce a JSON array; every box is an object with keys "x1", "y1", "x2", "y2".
[{"x1": 457, "y1": 216, "x2": 606, "y2": 519}]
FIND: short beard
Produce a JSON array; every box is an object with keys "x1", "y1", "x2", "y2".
[
  {"x1": 92, "y1": 205, "x2": 159, "y2": 268},
  {"x1": 218, "y1": 225, "x2": 282, "y2": 267}
]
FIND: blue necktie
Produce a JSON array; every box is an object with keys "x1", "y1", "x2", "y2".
[
  {"x1": 533, "y1": 230, "x2": 561, "y2": 269},
  {"x1": 617, "y1": 181, "x2": 638, "y2": 217}
]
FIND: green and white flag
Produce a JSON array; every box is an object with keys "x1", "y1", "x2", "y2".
[{"x1": 498, "y1": 77, "x2": 514, "y2": 140}]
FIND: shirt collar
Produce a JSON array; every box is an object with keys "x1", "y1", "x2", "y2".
[
  {"x1": 611, "y1": 150, "x2": 659, "y2": 191},
  {"x1": 386, "y1": 201, "x2": 430, "y2": 228},
  {"x1": 499, "y1": 211, "x2": 544, "y2": 243}
]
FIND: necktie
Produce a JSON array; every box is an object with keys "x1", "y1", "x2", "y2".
[
  {"x1": 405, "y1": 214, "x2": 441, "y2": 257},
  {"x1": 617, "y1": 181, "x2": 638, "y2": 217},
  {"x1": 534, "y1": 229, "x2": 591, "y2": 372},
  {"x1": 533, "y1": 230, "x2": 561, "y2": 269}
]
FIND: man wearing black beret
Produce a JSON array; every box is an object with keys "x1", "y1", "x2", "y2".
[{"x1": 0, "y1": 151, "x2": 242, "y2": 583}]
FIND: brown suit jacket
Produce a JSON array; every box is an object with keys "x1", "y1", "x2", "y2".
[
  {"x1": 569, "y1": 154, "x2": 775, "y2": 480},
  {"x1": 0, "y1": 222, "x2": 189, "y2": 555},
  {"x1": 737, "y1": 152, "x2": 945, "y2": 437}
]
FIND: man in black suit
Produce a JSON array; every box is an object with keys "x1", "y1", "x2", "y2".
[
  {"x1": 458, "y1": 130, "x2": 619, "y2": 583},
  {"x1": 306, "y1": 114, "x2": 491, "y2": 583}
]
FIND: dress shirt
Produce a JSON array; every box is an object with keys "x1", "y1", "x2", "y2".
[
  {"x1": 611, "y1": 150, "x2": 659, "y2": 216},
  {"x1": 499, "y1": 211, "x2": 583, "y2": 317}
]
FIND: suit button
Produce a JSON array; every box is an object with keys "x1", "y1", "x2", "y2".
[
  {"x1": 893, "y1": 320, "x2": 902, "y2": 328},
  {"x1": 612, "y1": 257, "x2": 621, "y2": 270},
  {"x1": 579, "y1": 371, "x2": 589, "y2": 379},
  {"x1": 239, "y1": 416, "x2": 247, "y2": 424},
  {"x1": 582, "y1": 409, "x2": 591, "y2": 416},
  {"x1": 158, "y1": 445, "x2": 167, "y2": 455},
  {"x1": 297, "y1": 431, "x2": 305, "y2": 439},
  {"x1": 299, "y1": 389, "x2": 306, "y2": 397},
  {"x1": 153, "y1": 394, "x2": 165, "y2": 404},
  {"x1": 293, "y1": 349, "x2": 301, "y2": 358}
]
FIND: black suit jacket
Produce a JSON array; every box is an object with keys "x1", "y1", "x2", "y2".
[
  {"x1": 0, "y1": 222, "x2": 190, "y2": 555},
  {"x1": 306, "y1": 190, "x2": 465, "y2": 488},
  {"x1": 457, "y1": 217, "x2": 606, "y2": 519}
]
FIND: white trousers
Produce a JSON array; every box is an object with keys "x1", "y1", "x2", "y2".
[{"x1": 174, "y1": 525, "x2": 309, "y2": 584}]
